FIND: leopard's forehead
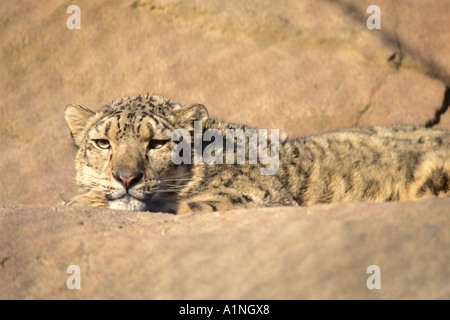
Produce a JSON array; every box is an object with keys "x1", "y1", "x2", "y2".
[
  {"x1": 89, "y1": 94, "x2": 180, "y2": 141},
  {"x1": 100, "y1": 93, "x2": 183, "y2": 116}
]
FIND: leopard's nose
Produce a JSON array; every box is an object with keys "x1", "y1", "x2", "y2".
[{"x1": 113, "y1": 170, "x2": 143, "y2": 190}]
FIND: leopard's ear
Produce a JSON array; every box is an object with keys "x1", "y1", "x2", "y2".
[
  {"x1": 174, "y1": 104, "x2": 209, "y2": 130},
  {"x1": 65, "y1": 104, "x2": 95, "y2": 147}
]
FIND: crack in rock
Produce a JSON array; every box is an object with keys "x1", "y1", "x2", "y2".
[
  {"x1": 1, "y1": 257, "x2": 10, "y2": 269},
  {"x1": 354, "y1": 76, "x2": 388, "y2": 127},
  {"x1": 386, "y1": 33, "x2": 403, "y2": 70},
  {"x1": 354, "y1": 103, "x2": 371, "y2": 127},
  {"x1": 425, "y1": 86, "x2": 450, "y2": 128}
]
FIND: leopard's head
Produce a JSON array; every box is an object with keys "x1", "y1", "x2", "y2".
[{"x1": 64, "y1": 94, "x2": 208, "y2": 212}]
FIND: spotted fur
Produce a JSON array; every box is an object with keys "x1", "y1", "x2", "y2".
[{"x1": 65, "y1": 94, "x2": 450, "y2": 213}]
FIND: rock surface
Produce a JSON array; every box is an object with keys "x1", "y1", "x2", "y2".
[
  {"x1": 1, "y1": 198, "x2": 449, "y2": 299},
  {"x1": 0, "y1": 0, "x2": 449, "y2": 299}
]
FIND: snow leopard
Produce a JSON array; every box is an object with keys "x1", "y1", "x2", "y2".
[{"x1": 64, "y1": 93, "x2": 450, "y2": 213}]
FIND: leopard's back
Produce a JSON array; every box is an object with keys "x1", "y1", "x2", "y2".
[{"x1": 279, "y1": 125, "x2": 450, "y2": 205}]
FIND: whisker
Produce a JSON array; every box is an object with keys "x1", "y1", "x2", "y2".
[
  {"x1": 156, "y1": 185, "x2": 186, "y2": 189},
  {"x1": 161, "y1": 185, "x2": 187, "y2": 188}
]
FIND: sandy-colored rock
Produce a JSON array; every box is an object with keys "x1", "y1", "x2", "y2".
[
  {"x1": 357, "y1": 70, "x2": 445, "y2": 127},
  {"x1": 1, "y1": 198, "x2": 449, "y2": 299},
  {"x1": 0, "y1": 0, "x2": 449, "y2": 301},
  {"x1": 335, "y1": 0, "x2": 450, "y2": 86}
]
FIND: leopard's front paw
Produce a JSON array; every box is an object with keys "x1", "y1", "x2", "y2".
[{"x1": 176, "y1": 200, "x2": 220, "y2": 214}]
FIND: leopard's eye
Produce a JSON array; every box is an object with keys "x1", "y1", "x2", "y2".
[
  {"x1": 94, "y1": 139, "x2": 110, "y2": 149},
  {"x1": 148, "y1": 139, "x2": 168, "y2": 150}
]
